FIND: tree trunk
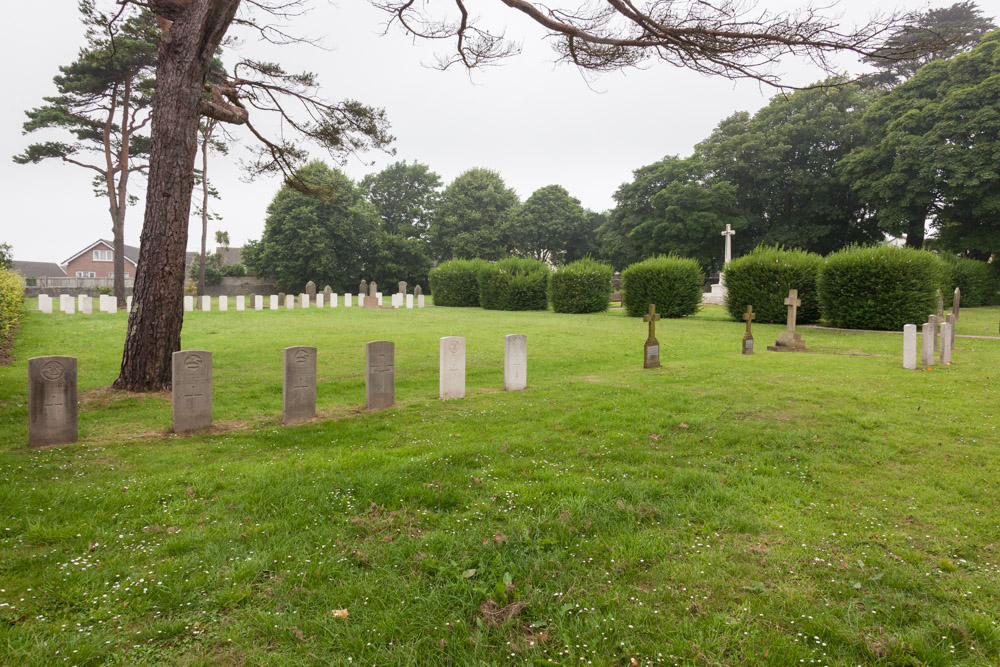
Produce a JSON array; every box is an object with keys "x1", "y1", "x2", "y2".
[
  {"x1": 112, "y1": 214, "x2": 127, "y2": 306},
  {"x1": 197, "y1": 125, "x2": 209, "y2": 295},
  {"x1": 115, "y1": 0, "x2": 240, "y2": 392},
  {"x1": 114, "y1": 75, "x2": 135, "y2": 308},
  {"x1": 904, "y1": 217, "x2": 926, "y2": 248}
]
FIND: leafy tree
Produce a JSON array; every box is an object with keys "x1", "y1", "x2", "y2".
[
  {"x1": 369, "y1": 234, "x2": 433, "y2": 290},
  {"x1": 360, "y1": 161, "x2": 441, "y2": 239},
  {"x1": 244, "y1": 161, "x2": 379, "y2": 292},
  {"x1": 187, "y1": 252, "x2": 223, "y2": 286},
  {"x1": 0, "y1": 244, "x2": 12, "y2": 271},
  {"x1": 14, "y1": 1, "x2": 157, "y2": 305},
  {"x1": 505, "y1": 185, "x2": 588, "y2": 264},
  {"x1": 432, "y1": 169, "x2": 519, "y2": 261}
]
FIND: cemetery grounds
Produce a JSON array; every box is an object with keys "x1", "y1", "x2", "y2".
[{"x1": 1, "y1": 301, "x2": 999, "y2": 666}]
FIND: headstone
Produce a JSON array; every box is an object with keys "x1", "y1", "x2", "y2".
[
  {"x1": 377, "y1": 292, "x2": 383, "y2": 306},
  {"x1": 184, "y1": 295, "x2": 194, "y2": 312},
  {"x1": 414, "y1": 285, "x2": 422, "y2": 298},
  {"x1": 283, "y1": 346, "x2": 317, "y2": 424},
  {"x1": 642, "y1": 304, "x2": 661, "y2": 368},
  {"x1": 171, "y1": 350, "x2": 212, "y2": 433},
  {"x1": 504, "y1": 334, "x2": 527, "y2": 391},
  {"x1": 929, "y1": 314, "x2": 939, "y2": 352},
  {"x1": 921, "y1": 322, "x2": 935, "y2": 366},
  {"x1": 952, "y1": 287, "x2": 961, "y2": 320},
  {"x1": 945, "y1": 313, "x2": 956, "y2": 354},
  {"x1": 255, "y1": 295, "x2": 264, "y2": 311},
  {"x1": 439, "y1": 336, "x2": 465, "y2": 399},
  {"x1": 406, "y1": 294, "x2": 414, "y2": 309},
  {"x1": 201, "y1": 295, "x2": 210, "y2": 312},
  {"x1": 331, "y1": 293, "x2": 338, "y2": 308},
  {"x1": 902, "y1": 324, "x2": 917, "y2": 370},
  {"x1": 28, "y1": 356, "x2": 77, "y2": 447},
  {"x1": 359, "y1": 280, "x2": 368, "y2": 296},
  {"x1": 323, "y1": 285, "x2": 332, "y2": 303},
  {"x1": 79, "y1": 294, "x2": 92, "y2": 314},
  {"x1": 316, "y1": 293, "x2": 324, "y2": 308},
  {"x1": 767, "y1": 289, "x2": 807, "y2": 352},
  {"x1": 364, "y1": 282, "x2": 379, "y2": 309},
  {"x1": 936, "y1": 289, "x2": 945, "y2": 318},
  {"x1": 306, "y1": 281, "x2": 317, "y2": 297},
  {"x1": 398, "y1": 281, "x2": 407, "y2": 295},
  {"x1": 38, "y1": 294, "x2": 52, "y2": 314},
  {"x1": 125, "y1": 296, "x2": 131, "y2": 313},
  {"x1": 391, "y1": 293, "x2": 401, "y2": 308},
  {"x1": 300, "y1": 293, "x2": 309, "y2": 308},
  {"x1": 59, "y1": 294, "x2": 71, "y2": 312},
  {"x1": 365, "y1": 341, "x2": 395, "y2": 410},
  {"x1": 98, "y1": 294, "x2": 109, "y2": 312},
  {"x1": 269, "y1": 294, "x2": 278, "y2": 310},
  {"x1": 278, "y1": 292, "x2": 286, "y2": 306},
  {"x1": 236, "y1": 295, "x2": 245, "y2": 311},
  {"x1": 742, "y1": 305, "x2": 755, "y2": 355},
  {"x1": 345, "y1": 293, "x2": 353, "y2": 307},
  {"x1": 940, "y1": 321, "x2": 953, "y2": 364},
  {"x1": 418, "y1": 294, "x2": 425, "y2": 308},
  {"x1": 721, "y1": 223, "x2": 736, "y2": 265},
  {"x1": 64, "y1": 298, "x2": 75, "y2": 315},
  {"x1": 611, "y1": 272, "x2": 622, "y2": 291},
  {"x1": 285, "y1": 294, "x2": 294, "y2": 309},
  {"x1": 104, "y1": 298, "x2": 115, "y2": 315},
  {"x1": 219, "y1": 295, "x2": 228, "y2": 312}
]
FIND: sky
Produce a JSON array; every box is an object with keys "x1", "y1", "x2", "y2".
[{"x1": 3, "y1": 0, "x2": 996, "y2": 264}]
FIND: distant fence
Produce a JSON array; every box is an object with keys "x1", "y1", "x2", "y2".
[{"x1": 27, "y1": 277, "x2": 134, "y2": 290}]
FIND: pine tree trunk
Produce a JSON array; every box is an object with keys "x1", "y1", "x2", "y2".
[
  {"x1": 115, "y1": 0, "x2": 240, "y2": 392},
  {"x1": 198, "y1": 127, "x2": 209, "y2": 295},
  {"x1": 112, "y1": 216, "x2": 127, "y2": 307}
]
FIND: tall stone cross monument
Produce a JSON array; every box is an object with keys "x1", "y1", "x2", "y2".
[
  {"x1": 706, "y1": 224, "x2": 736, "y2": 305},
  {"x1": 722, "y1": 224, "x2": 735, "y2": 265},
  {"x1": 767, "y1": 289, "x2": 808, "y2": 352},
  {"x1": 643, "y1": 304, "x2": 661, "y2": 368}
]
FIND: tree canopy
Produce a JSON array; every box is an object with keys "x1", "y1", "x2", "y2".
[
  {"x1": 432, "y1": 168, "x2": 520, "y2": 261},
  {"x1": 360, "y1": 161, "x2": 441, "y2": 239},
  {"x1": 505, "y1": 185, "x2": 588, "y2": 264}
]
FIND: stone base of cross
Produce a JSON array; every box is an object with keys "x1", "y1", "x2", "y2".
[
  {"x1": 767, "y1": 289, "x2": 808, "y2": 352},
  {"x1": 642, "y1": 304, "x2": 661, "y2": 369}
]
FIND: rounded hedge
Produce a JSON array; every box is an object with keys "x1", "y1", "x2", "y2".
[
  {"x1": 941, "y1": 255, "x2": 998, "y2": 307},
  {"x1": 428, "y1": 259, "x2": 488, "y2": 307},
  {"x1": 818, "y1": 245, "x2": 944, "y2": 330},
  {"x1": 621, "y1": 256, "x2": 703, "y2": 318},
  {"x1": 479, "y1": 257, "x2": 550, "y2": 311},
  {"x1": 550, "y1": 259, "x2": 613, "y2": 314},
  {"x1": 0, "y1": 268, "x2": 24, "y2": 351},
  {"x1": 724, "y1": 246, "x2": 823, "y2": 324}
]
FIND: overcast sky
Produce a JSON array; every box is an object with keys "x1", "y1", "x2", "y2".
[{"x1": 4, "y1": 1, "x2": 996, "y2": 264}]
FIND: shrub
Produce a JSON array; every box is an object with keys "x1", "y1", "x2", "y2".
[
  {"x1": 479, "y1": 257, "x2": 550, "y2": 311},
  {"x1": 223, "y1": 262, "x2": 247, "y2": 278},
  {"x1": 550, "y1": 259, "x2": 613, "y2": 314},
  {"x1": 428, "y1": 259, "x2": 488, "y2": 307},
  {"x1": 819, "y1": 245, "x2": 944, "y2": 330},
  {"x1": 621, "y1": 256, "x2": 703, "y2": 318},
  {"x1": 0, "y1": 268, "x2": 24, "y2": 352},
  {"x1": 724, "y1": 246, "x2": 823, "y2": 324},
  {"x1": 940, "y1": 255, "x2": 998, "y2": 308}
]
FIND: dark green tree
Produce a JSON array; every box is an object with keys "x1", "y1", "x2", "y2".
[
  {"x1": 432, "y1": 168, "x2": 519, "y2": 261},
  {"x1": 244, "y1": 161, "x2": 380, "y2": 292},
  {"x1": 14, "y1": 1, "x2": 157, "y2": 304},
  {"x1": 360, "y1": 161, "x2": 441, "y2": 239},
  {"x1": 505, "y1": 185, "x2": 588, "y2": 264},
  {"x1": 565, "y1": 210, "x2": 605, "y2": 264},
  {"x1": 369, "y1": 234, "x2": 433, "y2": 290}
]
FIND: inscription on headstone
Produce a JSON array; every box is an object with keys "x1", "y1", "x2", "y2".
[
  {"x1": 365, "y1": 341, "x2": 395, "y2": 410},
  {"x1": 283, "y1": 346, "x2": 317, "y2": 424},
  {"x1": 439, "y1": 336, "x2": 466, "y2": 399},
  {"x1": 504, "y1": 334, "x2": 527, "y2": 391},
  {"x1": 28, "y1": 356, "x2": 77, "y2": 447},
  {"x1": 171, "y1": 350, "x2": 212, "y2": 433}
]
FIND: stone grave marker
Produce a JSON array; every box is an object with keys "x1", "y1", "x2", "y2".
[
  {"x1": 125, "y1": 296, "x2": 132, "y2": 313},
  {"x1": 219, "y1": 295, "x2": 228, "y2": 312},
  {"x1": 398, "y1": 281, "x2": 407, "y2": 295},
  {"x1": 323, "y1": 285, "x2": 332, "y2": 303},
  {"x1": 105, "y1": 298, "x2": 115, "y2": 315},
  {"x1": 936, "y1": 289, "x2": 945, "y2": 318},
  {"x1": 406, "y1": 294, "x2": 414, "y2": 308},
  {"x1": 921, "y1": 322, "x2": 935, "y2": 366},
  {"x1": 945, "y1": 313, "x2": 956, "y2": 354},
  {"x1": 201, "y1": 295, "x2": 211, "y2": 312},
  {"x1": 929, "y1": 314, "x2": 939, "y2": 352},
  {"x1": 439, "y1": 336, "x2": 465, "y2": 399},
  {"x1": 269, "y1": 294, "x2": 278, "y2": 310},
  {"x1": 60, "y1": 294, "x2": 71, "y2": 312},
  {"x1": 364, "y1": 282, "x2": 379, "y2": 309},
  {"x1": 331, "y1": 293, "x2": 338, "y2": 308},
  {"x1": 940, "y1": 321, "x2": 953, "y2": 364},
  {"x1": 28, "y1": 355, "x2": 77, "y2": 447},
  {"x1": 365, "y1": 341, "x2": 395, "y2": 410},
  {"x1": 98, "y1": 294, "x2": 108, "y2": 312},
  {"x1": 38, "y1": 294, "x2": 52, "y2": 314},
  {"x1": 64, "y1": 298, "x2": 76, "y2": 315},
  {"x1": 952, "y1": 287, "x2": 961, "y2": 320},
  {"x1": 418, "y1": 295, "x2": 425, "y2": 308},
  {"x1": 306, "y1": 281, "x2": 317, "y2": 297},
  {"x1": 236, "y1": 295, "x2": 245, "y2": 311},
  {"x1": 184, "y1": 295, "x2": 194, "y2": 312},
  {"x1": 767, "y1": 289, "x2": 807, "y2": 352},
  {"x1": 79, "y1": 294, "x2": 92, "y2": 314},
  {"x1": 285, "y1": 294, "x2": 294, "y2": 309},
  {"x1": 903, "y1": 324, "x2": 917, "y2": 370},
  {"x1": 283, "y1": 346, "x2": 317, "y2": 424},
  {"x1": 316, "y1": 293, "x2": 324, "y2": 308},
  {"x1": 345, "y1": 293, "x2": 353, "y2": 307},
  {"x1": 359, "y1": 280, "x2": 368, "y2": 297},
  {"x1": 414, "y1": 285, "x2": 422, "y2": 298},
  {"x1": 742, "y1": 305, "x2": 755, "y2": 355},
  {"x1": 171, "y1": 350, "x2": 212, "y2": 432},
  {"x1": 504, "y1": 334, "x2": 527, "y2": 391},
  {"x1": 377, "y1": 292, "x2": 383, "y2": 306},
  {"x1": 255, "y1": 295, "x2": 264, "y2": 310},
  {"x1": 642, "y1": 304, "x2": 661, "y2": 368},
  {"x1": 300, "y1": 293, "x2": 309, "y2": 308}
]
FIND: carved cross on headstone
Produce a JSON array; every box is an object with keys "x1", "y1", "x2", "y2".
[
  {"x1": 743, "y1": 304, "x2": 755, "y2": 333},
  {"x1": 643, "y1": 304, "x2": 661, "y2": 341},
  {"x1": 642, "y1": 304, "x2": 661, "y2": 369},
  {"x1": 742, "y1": 305, "x2": 755, "y2": 355},
  {"x1": 783, "y1": 289, "x2": 801, "y2": 333},
  {"x1": 721, "y1": 224, "x2": 736, "y2": 264}
]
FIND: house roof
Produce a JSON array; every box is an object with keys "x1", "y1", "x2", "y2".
[
  {"x1": 62, "y1": 239, "x2": 140, "y2": 267},
  {"x1": 12, "y1": 261, "x2": 67, "y2": 278}
]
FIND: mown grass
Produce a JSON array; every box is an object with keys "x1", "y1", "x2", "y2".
[{"x1": 1, "y1": 301, "x2": 999, "y2": 666}]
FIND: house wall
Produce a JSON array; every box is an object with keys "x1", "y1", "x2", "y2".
[{"x1": 64, "y1": 250, "x2": 136, "y2": 279}]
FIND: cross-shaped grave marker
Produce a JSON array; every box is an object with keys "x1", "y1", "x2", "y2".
[
  {"x1": 742, "y1": 305, "x2": 755, "y2": 355},
  {"x1": 767, "y1": 289, "x2": 808, "y2": 352},
  {"x1": 642, "y1": 304, "x2": 661, "y2": 368}
]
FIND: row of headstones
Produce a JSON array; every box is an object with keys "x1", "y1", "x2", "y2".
[
  {"x1": 903, "y1": 312, "x2": 959, "y2": 369},
  {"x1": 38, "y1": 294, "x2": 127, "y2": 315},
  {"x1": 182, "y1": 292, "x2": 426, "y2": 312},
  {"x1": 26, "y1": 335, "x2": 528, "y2": 446}
]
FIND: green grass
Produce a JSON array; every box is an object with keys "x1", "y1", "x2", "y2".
[{"x1": 2, "y1": 301, "x2": 1000, "y2": 665}]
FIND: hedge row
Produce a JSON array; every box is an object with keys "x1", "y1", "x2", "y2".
[
  {"x1": 724, "y1": 246, "x2": 823, "y2": 324},
  {"x1": 479, "y1": 258, "x2": 550, "y2": 311},
  {"x1": 428, "y1": 259, "x2": 488, "y2": 307},
  {"x1": 550, "y1": 259, "x2": 612, "y2": 314},
  {"x1": 942, "y1": 255, "x2": 999, "y2": 307},
  {"x1": 0, "y1": 268, "x2": 24, "y2": 351},
  {"x1": 621, "y1": 256, "x2": 703, "y2": 318}
]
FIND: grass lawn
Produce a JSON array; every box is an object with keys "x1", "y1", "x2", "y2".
[{"x1": 1, "y1": 301, "x2": 999, "y2": 666}]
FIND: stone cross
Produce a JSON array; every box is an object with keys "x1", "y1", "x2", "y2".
[
  {"x1": 504, "y1": 334, "x2": 527, "y2": 390},
  {"x1": 768, "y1": 289, "x2": 807, "y2": 351},
  {"x1": 783, "y1": 290, "x2": 801, "y2": 332},
  {"x1": 439, "y1": 336, "x2": 466, "y2": 399},
  {"x1": 171, "y1": 350, "x2": 212, "y2": 433},
  {"x1": 642, "y1": 304, "x2": 661, "y2": 368},
  {"x1": 283, "y1": 346, "x2": 317, "y2": 424},
  {"x1": 28, "y1": 355, "x2": 78, "y2": 446},
  {"x1": 365, "y1": 341, "x2": 395, "y2": 410},
  {"x1": 742, "y1": 305, "x2": 755, "y2": 355},
  {"x1": 721, "y1": 223, "x2": 736, "y2": 264}
]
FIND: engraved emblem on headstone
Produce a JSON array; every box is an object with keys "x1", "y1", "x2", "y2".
[{"x1": 41, "y1": 361, "x2": 64, "y2": 381}]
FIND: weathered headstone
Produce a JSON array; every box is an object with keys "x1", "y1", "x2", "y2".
[
  {"x1": 414, "y1": 285, "x2": 422, "y2": 298},
  {"x1": 406, "y1": 294, "x2": 414, "y2": 308},
  {"x1": 283, "y1": 346, "x2": 317, "y2": 424},
  {"x1": 398, "y1": 281, "x2": 407, "y2": 295},
  {"x1": 323, "y1": 285, "x2": 332, "y2": 302},
  {"x1": 300, "y1": 293, "x2": 309, "y2": 308},
  {"x1": 79, "y1": 294, "x2": 92, "y2": 314},
  {"x1": 418, "y1": 294, "x2": 425, "y2": 308},
  {"x1": 504, "y1": 334, "x2": 527, "y2": 391},
  {"x1": 767, "y1": 289, "x2": 807, "y2": 352},
  {"x1": 60, "y1": 294, "x2": 71, "y2": 312},
  {"x1": 255, "y1": 295, "x2": 264, "y2": 311},
  {"x1": 285, "y1": 294, "x2": 294, "y2": 309},
  {"x1": 952, "y1": 287, "x2": 961, "y2": 320},
  {"x1": 439, "y1": 336, "x2": 465, "y2": 399},
  {"x1": 742, "y1": 305, "x2": 755, "y2": 355},
  {"x1": 278, "y1": 292, "x2": 286, "y2": 306},
  {"x1": 921, "y1": 322, "x2": 935, "y2": 366},
  {"x1": 359, "y1": 280, "x2": 368, "y2": 296},
  {"x1": 364, "y1": 282, "x2": 379, "y2": 309},
  {"x1": 936, "y1": 289, "x2": 945, "y2": 318},
  {"x1": 365, "y1": 341, "x2": 395, "y2": 410},
  {"x1": 184, "y1": 295, "x2": 194, "y2": 312},
  {"x1": 236, "y1": 295, "x2": 245, "y2": 311},
  {"x1": 219, "y1": 295, "x2": 228, "y2": 311},
  {"x1": 316, "y1": 293, "x2": 324, "y2": 308},
  {"x1": 28, "y1": 356, "x2": 77, "y2": 447},
  {"x1": 940, "y1": 321, "x2": 952, "y2": 364},
  {"x1": 269, "y1": 294, "x2": 279, "y2": 310},
  {"x1": 945, "y1": 313, "x2": 956, "y2": 354},
  {"x1": 642, "y1": 304, "x2": 661, "y2": 368},
  {"x1": 38, "y1": 294, "x2": 52, "y2": 314},
  {"x1": 903, "y1": 324, "x2": 917, "y2": 369},
  {"x1": 929, "y1": 314, "x2": 939, "y2": 352},
  {"x1": 171, "y1": 350, "x2": 212, "y2": 433},
  {"x1": 201, "y1": 295, "x2": 211, "y2": 312},
  {"x1": 306, "y1": 281, "x2": 317, "y2": 297}
]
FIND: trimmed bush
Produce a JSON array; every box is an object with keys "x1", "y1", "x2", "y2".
[
  {"x1": 428, "y1": 259, "x2": 488, "y2": 307},
  {"x1": 819, "y1": 245, "x2": 944, "y2": 330},
  {"x1": 724, "y1": 246, "x2": 823, "y2": 324},
  {"x1": 551, "y1": 259, "x2": 613, "y2": 314},
  {"x1": 0, "y1": 268, "x2": 24, "y2": 352},
  {"x1": 621, "y1": 256, "x2": 703, "y2": 318},
  {"x1": 941, "y1": 255, "x2": 998, "y2": 308},
  {"x1": 479, "y1": 257, "x2": 550, "y2": 311}
]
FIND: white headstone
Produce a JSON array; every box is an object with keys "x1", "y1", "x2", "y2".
[
  {"x1": 345, "y1": 294, "x2": 353, "y2": 308},
  {"x1": 940, "y1": 322, "x2": 952, "y2": 364},
  {"x1": 201, "y1": 296, "x2": 211, "y2": 312},
  {"x1": 300, "y1": 294, "x2": 309, "y2": 309},
  {"x1": 376, "y1": 292, "x2": 383, "y2": 306},
  {"x1": 285, "y1": 294, "x2": 294, "y2": 309},
  {"x1": 184, "y1": 295, "x2": 194, "y2": 312},
  {"x1": 316, "y1": 293, "x2": 324, "y2": 308},
  {"x1": 78, "y1": 294, "x2": 92, "y2": 314},
  {"x1": 236, "y1": 295, "x2": 245, "y2": 311},
  {"x1": 219, "y1": 295, "x2": 228, "y2": 312},
  {"x1": 902, "y1": 324, "x2": 917, "y2": 370},
  {"x1": 63, "y1": 298, "x2": 75, "y2": 315},
  {"x1": 504, "y1": 334, "x2": 527, "y2": 391},
  {"x1": 921, "y1": 322, "x2": 935, "y2": 367},
  {"x1": 269, "y1": 295, "x2": 278, "y2": 310},
  {"x1": 331, "y1": 293, "x2": 338, "y2": 308},
  {"x1": 38, "y1": 295, "x2": 52, "y2": 314},
  {"x1": 125, "y1": 296, "x2": 131, "y2": 313},
  {"x1": 60, "y1": 294, "x2": 71, "y2": 312},
  {"x1": 418, "y1": 294, "x2": 425, "y2": 308},
  {"x1": 255, "y1": 295, "x2": 264, "y2": 311},
  {"x1": 106, "y1": 298, "x2": 116, "y2": 315},
  {"x1": 439, "y1": 336, "x2": 466, "y2": 399},
  {"x1": 406, "y1": 294, "x2": 414, "y2": 309},
  {"x1": 98, "y1": 294, "x2": 109, "y2": 312}
]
